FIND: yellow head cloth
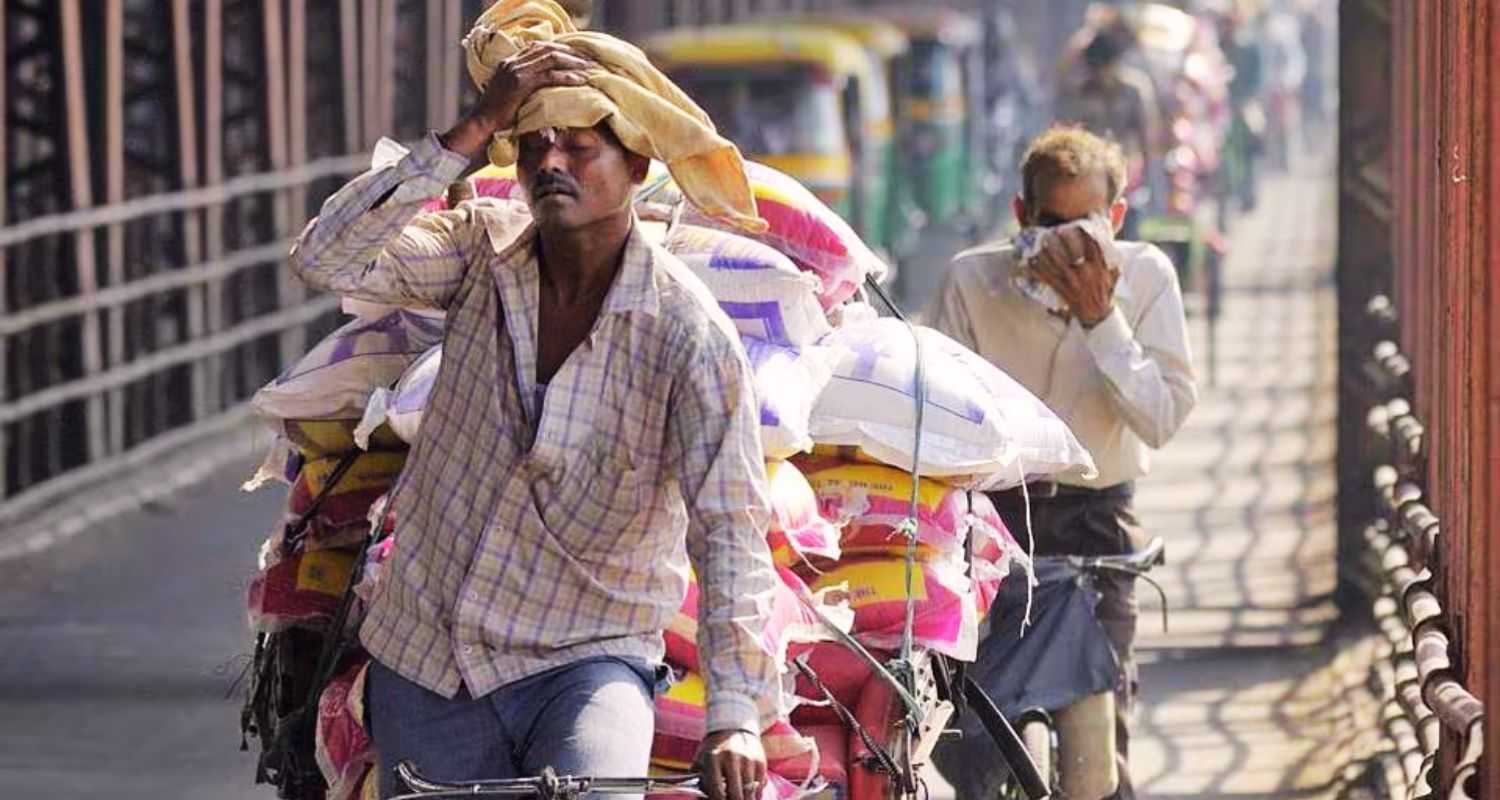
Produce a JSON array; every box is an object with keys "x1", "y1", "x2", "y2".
[{"x1": 462, "y1": 0, "x2": 766, "y2": 233}]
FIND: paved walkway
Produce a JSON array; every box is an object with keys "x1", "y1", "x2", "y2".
[{"x1": 1128, "y1": 165, "x2": 1385, "y2": 798}]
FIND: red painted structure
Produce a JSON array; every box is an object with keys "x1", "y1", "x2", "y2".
[{"x1": 1342, "y1": 0, "x2": 1497, "y2": 794}]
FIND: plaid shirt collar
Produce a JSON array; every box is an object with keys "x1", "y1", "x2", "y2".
[{"x1": 483, "y1": 213, "x2": 661, "y2": 320}]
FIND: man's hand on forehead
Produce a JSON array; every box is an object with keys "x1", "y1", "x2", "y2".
[{"x1": 441, "y1": 42, "x2": 594, "y2": 161}]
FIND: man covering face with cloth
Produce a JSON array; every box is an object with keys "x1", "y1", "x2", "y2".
[
  {"x1": 287, "y1": 2, "x2": 780, "y2": 798},
  {"x1": 927, "y1": 125, "x2": 1197, "y2": 800}
]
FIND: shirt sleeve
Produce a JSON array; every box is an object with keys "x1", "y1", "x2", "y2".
[
  {"x1": 1081, "y1": 254, "x2": 1199, "y2": 449},
  {"x1": 287, "y1": 132, "x2": 477, "y2": 310},
  {"x1": 666, "y1": 334, "x2": 781, "y2": 736}
]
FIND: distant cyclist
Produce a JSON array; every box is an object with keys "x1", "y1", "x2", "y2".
[
  {"x1": 927, "y1": 126, "x2": 1198, "y2": 798},
  {"x1": 1056, "y1": 29, "x2": 1163, "y2": 231}
]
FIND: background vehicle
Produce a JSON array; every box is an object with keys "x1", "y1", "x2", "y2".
[
  {"x1": 867, "y1": 8, "x2": 988, "y2": 234},
  {"x1": 786, "y1": 15, "x2": 925, "y2": 265},
  {"x1": 644, "y1": 25, "x2": 873, "y2": 222},
  {"x1": 1063, "y1": 2, "x2": 1232, "y2": 384}
]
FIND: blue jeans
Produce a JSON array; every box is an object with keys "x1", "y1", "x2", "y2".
[{"x1": 367, "y1": 657, "x2": 660, "y2": 799}]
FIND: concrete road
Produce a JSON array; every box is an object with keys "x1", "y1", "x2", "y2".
[{"x1": 0, "y1": 465, "x2": 283, "y2": 799}]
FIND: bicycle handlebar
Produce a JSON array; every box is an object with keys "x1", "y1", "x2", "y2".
[
  {"x1": 392, "y1": 762, "x2": 706, "y2": 800},
  {"x1": 1035, "y1": 537, "x2": 1171, "y2": 633},
  {"x1": 1062, "y1": 536, "x2": 1166, "y2": 573}
]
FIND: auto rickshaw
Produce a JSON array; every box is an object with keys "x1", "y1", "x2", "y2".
[
  {"x1": 643, "y1": 25, "x2": 886, "y2": 246},
  {"x1": 782, "y1": 14, "x2": 924, "y2": 263},
  {"x1": 866, "y1": 8, "x2": 988, "y2": 232}
]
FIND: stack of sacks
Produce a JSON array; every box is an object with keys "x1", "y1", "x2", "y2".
[
  {"x1": 314, "y1": 659, "x2": 379, "y2": 800},
  {"x1": 650, "y1": 466, "x2": 853, "y2": 790},
  {"x1": 762, "y1": 316, "x2": 1085, "y2": 785},
  {"x1": 662, "y1": 225, "x2": 838, "y2": 460},
  {"x1": 640, "y1": 160, "x2": 890, "y2": 309},
  {"x1": 769, "y1": 316, "x2": 1089, "y2": 669},
  {"x1": 242, "y1": 309, "x2": 440, "y2": 645}
]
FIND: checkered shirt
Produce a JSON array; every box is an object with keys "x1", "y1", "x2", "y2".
[{"x1": 288, "y1": 133, "x2": 780, "y2": 734}]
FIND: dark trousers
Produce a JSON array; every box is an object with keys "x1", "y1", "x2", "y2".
[{"x1": 989, "y1": 486, "x2": 1143, "y2": 800}]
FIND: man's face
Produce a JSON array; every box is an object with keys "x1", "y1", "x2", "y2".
[
  {"x1": 1016, "y1": 170, "x2": 1127, "y2": 233},
  {"x1": 515, "y1": 125, "x2": 645, "y2": 231}
]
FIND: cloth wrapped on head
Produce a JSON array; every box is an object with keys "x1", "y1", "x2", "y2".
[{"x1": 462, "y1": 0, "x2": 766, "y2": 232}]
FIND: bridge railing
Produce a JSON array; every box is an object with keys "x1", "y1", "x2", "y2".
[
  {"x1": 0, "y1": 0, "x2": 446, "y2": 525},
  {"x1": 1354, "y1": 298, "x2": 1483, "y2": 800},
  {"x1": 0, "y1": 156, "x2": 375, "y2": 526}
]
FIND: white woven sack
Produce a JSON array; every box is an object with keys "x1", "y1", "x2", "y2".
[
  {"x1": 810, "y1": 319, "x2": 1095, "y2": 487},
  {"x1": 251, "y1": 309, "x2": 444, "y2": 424},
  {"x1": 356, "y1": 345, "x2": 442, "y2": 447},
  {"x1": 743, "y1": 338, "x2": 840, "y2": 459},
  {"x1": 665, "y1": 225, "x2": 831, "y2": 348}
]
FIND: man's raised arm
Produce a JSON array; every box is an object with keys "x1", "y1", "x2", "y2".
[{"x1": 288, "y1": 41, "x2": 593, "y2": 310}]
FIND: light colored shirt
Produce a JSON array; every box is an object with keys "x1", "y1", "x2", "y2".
[
  {"x1": 287, "y1": 132, "x2": 780, "y2": 734},
  {"x1": 925, "y1": 239, "x2": 1197, "y2": 488}
]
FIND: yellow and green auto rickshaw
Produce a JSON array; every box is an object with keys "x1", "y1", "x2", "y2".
[
  {"x1": 781, "y1": 14, "x2": 923, "y2": 261},
  {"x1": 643, "y1": 25, "x2": 881, "y2": 238},
  {"x1": 867, "y1": 8, "x2": 987, "y2": 231}
]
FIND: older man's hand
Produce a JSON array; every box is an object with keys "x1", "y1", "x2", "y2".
[
  {"x1": 1031, "y1": 226, "x2": 1120, "y2": 327},
  {"x1": 696, "y1": 730, "x2": 768, "y2": 800}
]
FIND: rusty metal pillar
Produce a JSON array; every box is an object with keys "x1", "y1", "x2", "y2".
[
  {"x1": 1373, "y1": 0, "x2": 1496, "y2": 792},
  {"x1": 58, "y1": 0, "x2": 107, "y2": 465},
  {"x1": 1482, "y1": 2, "x2": 1500, "y2": 791}
]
